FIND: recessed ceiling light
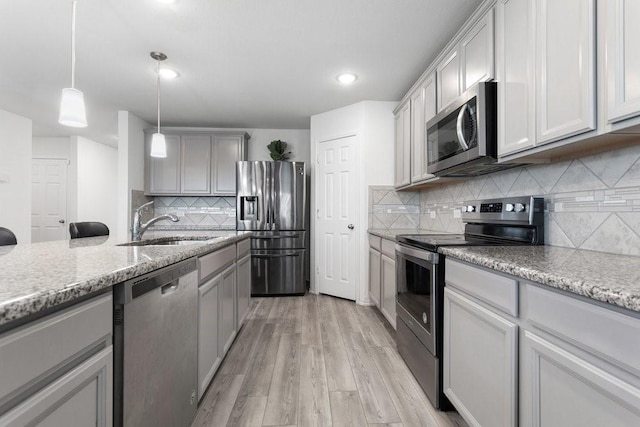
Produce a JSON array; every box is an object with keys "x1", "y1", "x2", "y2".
[
  {"x1": 159, "y1": 68, "x2": 179, "y2": 79},
  {"x1": 337, "y1": 73, "x2": 358, "y2": 85}
]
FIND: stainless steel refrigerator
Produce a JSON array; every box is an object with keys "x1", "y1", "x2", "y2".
[{"x1": 236, "y1": 161, "x2": 308, "y2": 296}]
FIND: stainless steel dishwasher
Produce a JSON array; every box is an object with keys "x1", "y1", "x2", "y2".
[{"x1": 113, "y1": 258, "x2": 198, "y2": 427}]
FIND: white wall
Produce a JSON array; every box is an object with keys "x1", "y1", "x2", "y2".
[
  {"x1": 247, "y1": 128, "x2": 311, "y2": 163},
  {"x1": 0, "y1": 109, "x2": 32, "y2": 243},
  {"x1": 32, "y1": 137, "x2": 70, "y2": 159},
  {"x1": 117, "y1": 111, "x2": 149, "y2": 238},
  {"x1": 310, "y1": 101, "x2": 397, "y2": 304},
  {"x1": 71, "y1": 136, "x2": 118, "y2": 234}
]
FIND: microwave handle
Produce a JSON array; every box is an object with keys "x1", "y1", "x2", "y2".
[{"x1": 456, "y1": 104, "x2": 470, "y2": 151}]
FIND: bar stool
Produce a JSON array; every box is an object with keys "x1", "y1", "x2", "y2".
[
  {"x1": 0, "y1": 227, "x2": 17, "y2": 246},
  {"x1": 69, "y1": 222, "x2": 109, "y2": 239}
]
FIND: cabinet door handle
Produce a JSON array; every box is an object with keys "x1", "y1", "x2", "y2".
[{"x1": 348, "y1": 224, "x2": 355, "y2": 230}]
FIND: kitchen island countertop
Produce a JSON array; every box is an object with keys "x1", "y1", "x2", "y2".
[
  {"x1": 439, "y1": 245, "x2": 640, "y2": 314},
  {"x1": 0, "y1": 230, "x2": 251, "y2": 328}
]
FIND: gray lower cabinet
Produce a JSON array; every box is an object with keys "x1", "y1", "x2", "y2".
[
  {"x1": 521, "y1": 331, "x2": 640, "y2": 427},
  {"x1": 0, "y1": 293, "x2": 113, "y2": 426},
  {"x1": 198, "y1": 272, "x2": 221, "y2": 400},
  {"x1": 145, "y1": 129, "x2": 249, "y2": 196},
  {"x1": 236, "y1": 253, "x2": 252, "y2": 328},
  {"x1": 520, "y1": 282, "x2": 640, "y2": 427},
  {"x1": 368, "y1": 234, "x2": 396, "y2": 329},
  {"x1": 218, "y1": 264, "x2": 237, "y2": 356},
  {"x1": 1, "y1": 348, "x2": 113, "y2": 427},
  {"x1": 443, "y1": 287, "x2": 517, "y2": 427},
  {"x1": 445, "y1": 258, "x2": 640, "y2": 427},
  {"x1": 380, "y1": 253, "x2": 396, "y2": 329},
  {"x1": 368, "y1": 246, "x2": 381, "y2": 306},
  {"x1": 197, "y1": 239, "x2": 251, "y2": 401}
]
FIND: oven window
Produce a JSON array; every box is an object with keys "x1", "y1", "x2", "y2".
[
  {"x1": 427, "y1": 98, "x2": 477, "y2": 165},
  {"x1": 397, "y1": 254, "x2": 433, "y2": 333}
]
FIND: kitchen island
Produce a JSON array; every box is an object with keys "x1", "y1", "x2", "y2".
[
  {"x1": 0, "y1": 230, "x2": 252, "y2": 426},
  {"x1": 0, "y1": 230, "x2": 251, "y2": 329}
]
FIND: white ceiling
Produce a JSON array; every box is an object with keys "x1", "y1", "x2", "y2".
[{"x1": 1, "y1": 0, "x2": 480, "y2": 146}]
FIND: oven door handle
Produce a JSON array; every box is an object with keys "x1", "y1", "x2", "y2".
[{"x1": 395, "y1": 244, "x2": 439, "y2": 264}]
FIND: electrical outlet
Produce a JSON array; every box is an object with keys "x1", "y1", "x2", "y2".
[
  {"x1": 430, "y1": 211, "x2": 436, "y2": 219},
  {"x1": 453, "y1": 209, "x2": 461, "y2": 218}
]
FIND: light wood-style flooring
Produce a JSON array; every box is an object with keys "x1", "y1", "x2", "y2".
[{"x1": 192, "y1": 294, "x2": 467, "y2": 427}]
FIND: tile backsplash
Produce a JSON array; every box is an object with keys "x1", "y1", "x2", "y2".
[
  {"x1": 152, "y1": 196, "x2": 237, "y2": 229},
  {"x1": 370, "y1": 143, "x2": 640, "y2": 256},
  {"x1": 369, "y1": 186, "x2": 420, "y2": 229}
]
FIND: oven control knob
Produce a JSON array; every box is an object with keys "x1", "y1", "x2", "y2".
[
  {"x1": 466, "y1": 205, "x2": 475, "y2": 212},
  {"x1": 515, "y1": 203, "x2": 526, "y2": 212},
  {"x1": 422, "y1": 312, "x2": 428, "y2": 324},
  {"x1": 505, "y1": 203, "x2": 515, "y2": 212}
]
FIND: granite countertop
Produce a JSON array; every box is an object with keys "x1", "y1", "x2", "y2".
[
  {"x1": 439, "y1": 246, "x2": 640, "y2": 314},
  {"x1": 0, "y1": 230, "x2": 251, "y2": 328}
]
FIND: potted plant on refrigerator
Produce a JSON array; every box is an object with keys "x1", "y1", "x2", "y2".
[{"x1": 267, "y1": 140, "x2": 291, "y2": 161}]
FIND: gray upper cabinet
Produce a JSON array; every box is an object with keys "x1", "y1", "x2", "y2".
[
  {"x1": 213, "y1": 135, "x2": 244, "y2": 195},
  {"x1": 145, "y1": 129, "x2": 249, "y2": 196},
  {"x1": 394, "y1": 100, "x2": 411, "y2": 188},
  {"x1": 436, "y1": 8, "x2": 494, "y2": 113},
  {"x1": 181, "y1": 134, "x2": 212, "y2": 194},
  {"x1": 535, "y1": 0, "x2": 596, "y2": 145},
  {"x1": 460, "y1": 9, "x2": 495, "y2": 92},
  {"x1": 148, "y1": 135, "x2": 181, "y2": 194},
  {"x1": 436, "y1": 50, "x2": 461, "y2": 112},
  {"x1": 496, "y1": 0, "x2": 536, "y2": 156},
  {"x1": 606, "y1": 0, "x2": 640, "y2": 126}
]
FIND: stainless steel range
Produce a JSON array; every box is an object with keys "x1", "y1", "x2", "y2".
[{"x1": 395, "y1": 196, "x2": 544, "y2": 410}]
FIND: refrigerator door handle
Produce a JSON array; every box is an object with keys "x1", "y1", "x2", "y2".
[{"x1": 253, "y1": 253, "x2": 301, "y2": 258}]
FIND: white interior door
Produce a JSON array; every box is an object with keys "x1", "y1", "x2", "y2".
[
  {"x1": 32, "y1": 159, "x2": 68, "y2": 242},
  {"x1": 316, "y1": 135, "x2": 358, "y2": 300}
]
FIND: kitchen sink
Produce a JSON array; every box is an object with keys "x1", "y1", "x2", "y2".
[{"x1": 117, "y1": 236, "x2": 217, "y2": 247}]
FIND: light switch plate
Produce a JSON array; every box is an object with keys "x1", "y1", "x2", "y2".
[{"x1": 430, "y1": 211, "x2": 436, "y2": 219}]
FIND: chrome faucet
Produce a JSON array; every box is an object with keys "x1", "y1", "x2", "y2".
[{"x1": 131, "y1": 200, "x2": 179, "y2": 241}]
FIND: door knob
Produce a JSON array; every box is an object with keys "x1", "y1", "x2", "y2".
[
  {"x1": 348, "y1": 224, "x2": 354, "y2": 230},
  {"x1": 59, "y1": 219, "x2": 65, "y2": 224}
]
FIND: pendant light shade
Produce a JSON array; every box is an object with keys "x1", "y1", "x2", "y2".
[
  {"x1": 150, "y1": 133, "x2": 167, "y2": 158},
  {"x1": 150, "y1": 51, "x2": 168, "y2": 158},
  {"x1": 59, "y1": 0, "x2": 87, "y2": 128},
  {"x1": 59, "y1": 88, "x2": 87, "y2": 127}
]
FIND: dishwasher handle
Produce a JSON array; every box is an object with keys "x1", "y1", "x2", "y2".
[{"x1": 117, "y1": 258, "x2": 197, "y2": 304}]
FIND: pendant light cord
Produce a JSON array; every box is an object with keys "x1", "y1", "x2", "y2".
[
  {"x1": 71, "y1": 0, "x2": 77, "y2": 89},
  {"x1": 157, "y1": 59, "x2": 161, "y2": 133}
]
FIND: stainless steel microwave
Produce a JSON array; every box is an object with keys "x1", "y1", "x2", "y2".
[{"x1": 426, "y1": 82, "x2": 501, "y2": 177}]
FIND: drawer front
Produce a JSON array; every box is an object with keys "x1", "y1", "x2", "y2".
[
  {"x1": 525, "y1": 283, "x2": 640, "y2": 376},
  {"x1": 237, "y1": 238, "x2": 251, "y2": 258},
  {"x1": 445, "y1": 259, "x2": 518, "y2": 317},
  {"x1": 368, "y1": 235, "x2": 382, "y2": 252},
  {"x1": 199, "y1": 244, "x2": 236, "y2": 283},
  {"x1": 381, "y1": 238, "x2": 396, "y2": 258},
  {"x1": 0, "y1": 293, "x2": 112, "y2": 405}
]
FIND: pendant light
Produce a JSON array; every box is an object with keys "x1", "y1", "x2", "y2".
[
  {"x1": 59, "y1": 0, "x2": 87, "y2": 128},
  {"x1": 150, "y1": 51, "x2": 168, "y2": 158}
]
